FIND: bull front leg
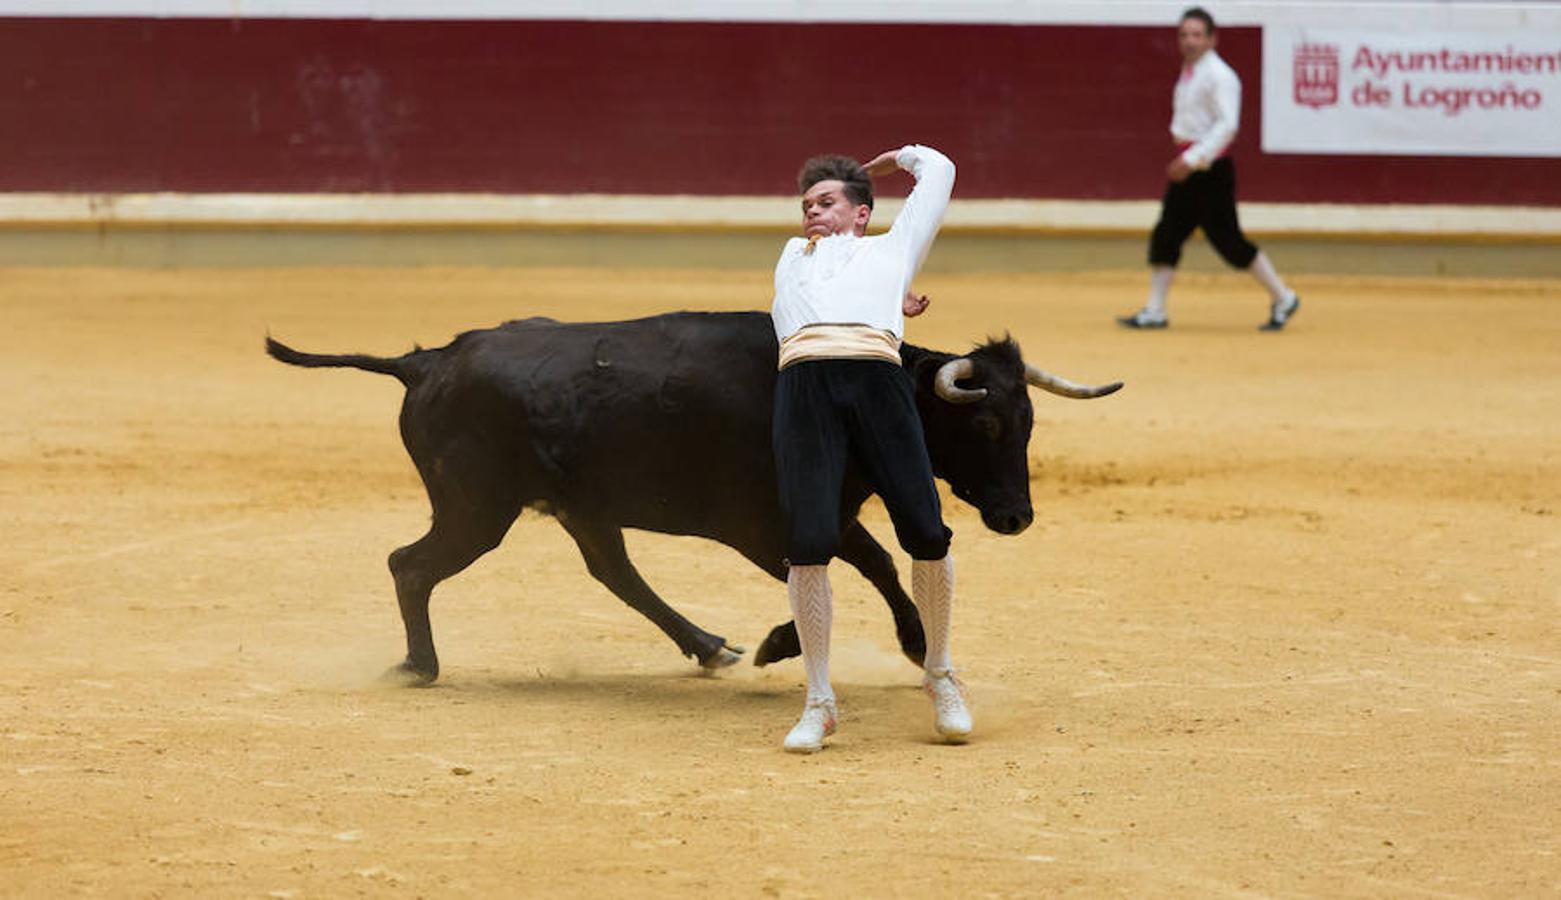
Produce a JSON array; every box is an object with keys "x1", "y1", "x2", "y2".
[{"x1": 753, "y1": 520, "x2": 926, "y2": 668}]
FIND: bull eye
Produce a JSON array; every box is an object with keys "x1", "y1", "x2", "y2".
[{"x1": 975, "y1": 415, "x2": 1001, "y2": 440}]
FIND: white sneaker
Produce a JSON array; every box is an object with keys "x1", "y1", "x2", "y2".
[
  {"x1": 923, "y1": 669, "x2": 972, "y2": 743},
  {"x1": 783, "y1": 698, "x2": 838, "y2": 753}
]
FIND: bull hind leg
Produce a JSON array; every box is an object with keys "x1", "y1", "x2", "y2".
[
  {"x1": 386, "y1": 505, "x2": 519, "y2": 686},
  {"x1": 754, "y1": 520, "x2": 926, "y2": 668},
  {"x1": 557, "y1": 514, "x2": 743, "y2": 669}
]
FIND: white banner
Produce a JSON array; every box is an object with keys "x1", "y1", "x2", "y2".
[{"x1": 1263, "y1": 27, "x2": 1561, "y2": 157}]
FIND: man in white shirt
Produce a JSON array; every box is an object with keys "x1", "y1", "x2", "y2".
[
  {"x1": 771, "y1": 145, "x2": 972, "y2": 752},
  {"x1": 1118, "y1": 6, "x2": 1301, "y2": 331}
]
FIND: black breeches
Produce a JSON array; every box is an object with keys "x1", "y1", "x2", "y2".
[
  {"x1": 773, "y1": 359, "x2": 952, "y2": 565},
  {"x1": 1147, "y1": 158, "x2": 1259, "y2": 269}
]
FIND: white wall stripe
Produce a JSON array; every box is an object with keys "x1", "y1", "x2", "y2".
[
  {"x1": 0, "y1": 1, "x2": 1558, "y2": 27},
  {"x1": 3, "y1": 193, "x2": 1557, "y2": 239}
]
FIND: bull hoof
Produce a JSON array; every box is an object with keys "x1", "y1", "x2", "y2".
[
  {"x1": 753, "y1": 622, "x2": 801, "y2": 667},
  {"x1": 897, "y1": 619, "x2": 927, "y2": 668},
  {"x1": 382, "y1": 660, "x2": 438, "y2": 687},
  {"x1": 699, "y1": 643, "x2": 745, "y2": 670}
]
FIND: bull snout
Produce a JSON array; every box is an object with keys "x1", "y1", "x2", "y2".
[{"x1": 981, "y1": 506, "x2": 1033, "y2": 535}]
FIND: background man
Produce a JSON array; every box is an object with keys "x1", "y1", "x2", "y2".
[
  {"x1": 1118, "y1": 6, "x2": 1302, "y2": 331},
  {"x1": 770, "y1": 145, "x2": 971, "y2": 753}
]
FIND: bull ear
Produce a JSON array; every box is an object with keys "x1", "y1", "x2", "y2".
[{"x1": 934, "y1": 357, "x2": 986, "y2": 404}]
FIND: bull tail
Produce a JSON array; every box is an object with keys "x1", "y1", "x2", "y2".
[{"x1": 265, "y1": 335, "x2": 429, "y2": 386}]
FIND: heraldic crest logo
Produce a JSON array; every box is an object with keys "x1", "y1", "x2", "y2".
[{"x1": 1293, "y1": 42, "x2": 1340, "y2": 108}]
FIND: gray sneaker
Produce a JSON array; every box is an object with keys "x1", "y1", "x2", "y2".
[
  {"x1": 1117, "y1": 310, "x2": 1169, "y2": 329},
  {"x1": 1260, "y1": 293, "x2": 1301, "y2": 331}
]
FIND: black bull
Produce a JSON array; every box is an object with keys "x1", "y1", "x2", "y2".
[{"x1": 266, "y1": 311, "x2": 1120, "y2": 684}]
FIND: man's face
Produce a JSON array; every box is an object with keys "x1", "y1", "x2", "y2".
[
  {"x1": 1177, "y1": 18, "x2": 1215, "y2": 63},
  {"x1": 801, "y1": 180, "x2": 871, "y2": 239}
]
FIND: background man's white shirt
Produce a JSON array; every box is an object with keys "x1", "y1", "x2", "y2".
[{"x1": 1171, "y1": 50, "x2": 1241, "y2": 168}]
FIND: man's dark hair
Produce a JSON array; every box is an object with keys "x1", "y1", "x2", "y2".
[
  {"x1": 1180, "y1": 6, "x2": 1216, "y2": 34},
  {"x1": 798, "y1": 155, "x2": 874, "y2": 209}
]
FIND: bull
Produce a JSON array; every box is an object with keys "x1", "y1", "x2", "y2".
[{"x1": 266, "y1": 311, "x2": 1120, "y2": 684}]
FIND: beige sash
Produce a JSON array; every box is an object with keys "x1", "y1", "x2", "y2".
[{"x1": 777, "y1": 324, "x2": 902, "y2": 371}]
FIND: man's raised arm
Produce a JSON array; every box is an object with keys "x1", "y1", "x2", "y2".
[{"x1": 866, "y1": 144, "x2": 956, "y2": 275}]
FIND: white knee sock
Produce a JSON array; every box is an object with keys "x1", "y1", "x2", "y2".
[
  {"x1": 1248, "y1": 250, "x2": 1293, "y2": 304},
  {"x1": 787, "y1": 564, "x2": 834, "y2": 704},
  {"x1": 912, "y1": 556, "x2": 955, "y2": 674},
  {"x1": 1145, "y1": 266, "x2": 1174, "y2": 318}
]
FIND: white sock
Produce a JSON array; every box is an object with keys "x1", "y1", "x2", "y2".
[
  {"x1": 787, "y1": 564, "x2": 834, "y2": 705},
  {"x1": 1248, "y1": 250, "x2": 1293, "y2": 305},
  {"x1": 912, "y1": 556, "x2": 954, "y2": 674},
  {"x1": 1145, "y1": 266, "x2": 1174, "y2": 319}
]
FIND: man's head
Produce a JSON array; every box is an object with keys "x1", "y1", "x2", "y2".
[
  {"x1": 798, "y1": 155, "x2": 874, "y2": 239},
  {"x1": 1178, "y1": 7, "x2": 1217, "y2": 64}
]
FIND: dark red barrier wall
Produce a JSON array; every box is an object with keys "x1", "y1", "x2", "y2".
[{"x1": 1, "y1": 17, "x2": 1557, "y2": 204}]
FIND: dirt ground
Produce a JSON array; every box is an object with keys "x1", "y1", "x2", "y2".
[{"x1": 1, "y1": 265, "x2": 1556, "y2": 898}]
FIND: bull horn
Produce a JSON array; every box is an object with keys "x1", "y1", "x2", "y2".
[
  {"x1": 934, "y1": 357, "x2": 987, "y2": 404},
  {"x1": 1024, "y1": 363, "x2": 1124, "y2": 399}
]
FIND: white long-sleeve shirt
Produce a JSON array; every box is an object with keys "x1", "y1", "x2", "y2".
[
  {"x1": 771, "y1": 144, "x2": 955, "y2": 342},
  {"x1": 1171, "y1": 50, "x2": 1241, "y2": 169}
]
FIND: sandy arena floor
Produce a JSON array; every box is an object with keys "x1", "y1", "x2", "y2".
[{"x1": 1, "y1": 265, "x2": 1556, "y2": 897}]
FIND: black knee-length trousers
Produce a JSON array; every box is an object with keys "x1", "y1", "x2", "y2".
[
  {"x1": 1148, "y1": 158, "x2": 1259, "y2": 270},
  {"x1": 773, "y1": 358, "x2": 952, "y2": 565}
]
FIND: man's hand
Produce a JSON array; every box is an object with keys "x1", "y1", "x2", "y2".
[
  {"x1": 903, "y1": 290, "x2": 931, "y2": 317},
  {"x1": 863, "y1": 150, "x2": 902, "y2": 178},
  {"x1": 1166, "y1": 155, "x2": 1195, "y2": 183}
]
